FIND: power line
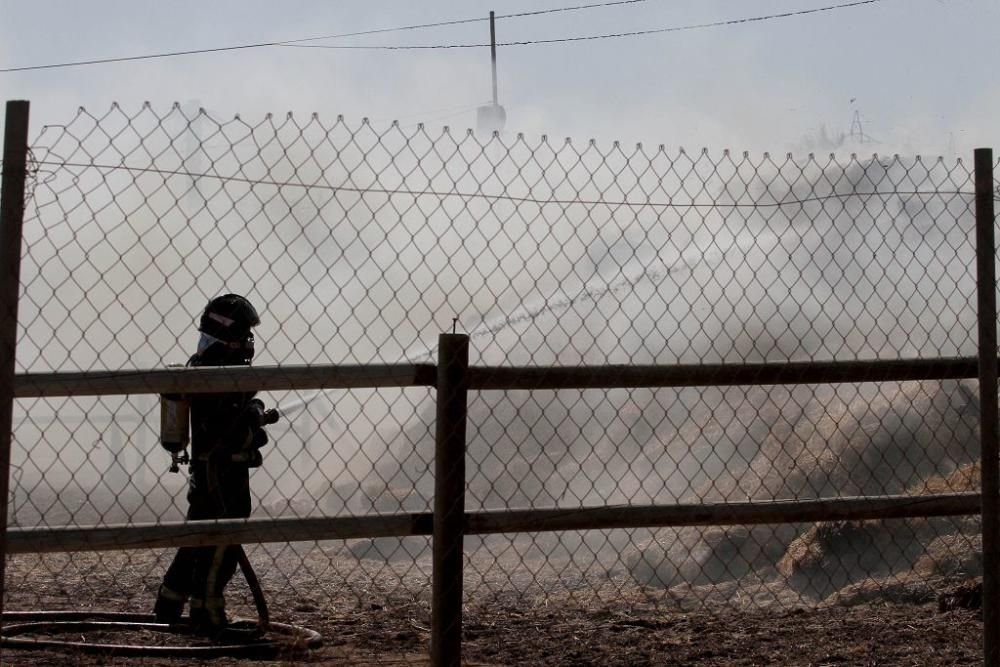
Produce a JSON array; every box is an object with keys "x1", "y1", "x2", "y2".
[
  {"x1": 508, "y1": 0, "x2": 886, "y2": 47},
  {"x1": 0, "y1": 0, "x2": 651, "y2": 73},
  {"x1": 1, "y1": 41, "x2": 284, "y2": 73},
  {"x1": 289, "y1": 0, "x2": 886, "y2": 50},
  {"x1": 291, "y1": 0, "x2": 653, "y2": 42},
  {"x1": 3, "y1": 0, "x2": 888, "y2": 71}
]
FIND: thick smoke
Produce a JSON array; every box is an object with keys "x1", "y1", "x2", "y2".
[{"x1": 11, "y1": 106, "x2": 979, "y2": 568}]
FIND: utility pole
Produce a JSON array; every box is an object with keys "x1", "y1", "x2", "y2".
[
  {"x1": 477, "y1": 10, "x2": 506, "y2": 136},
  {"x1": 490, "y1": 11, "x2": 498, "y2": 106}
]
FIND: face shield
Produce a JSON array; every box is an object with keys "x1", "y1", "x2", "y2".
[{"x1": 196, "y1": 332, "x2": 255, "y2": 366}]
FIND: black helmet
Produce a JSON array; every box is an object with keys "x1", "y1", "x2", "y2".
[
  {"x1": 196, "y1": 294, "x2": 260, "y2": 365},
  {"x1": 199, "y1": 294, "x2": 260, "y2": 342}
]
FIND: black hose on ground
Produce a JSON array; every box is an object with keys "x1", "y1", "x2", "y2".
[
  {"x1": 0, "y1": 549, "x2": 320, "y2": 658},
  {"x1": 0, "y1": 612, "x2": 322, "y2": 658}
]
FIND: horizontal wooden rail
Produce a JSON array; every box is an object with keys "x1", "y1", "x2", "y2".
[
  {"x1": 6, "y1": 493, "x2": 979, "y2": 554},
  {"x1": 12, "y1": 357, "x2": 980, "y2": 399},
  {"x1": 465, "y1": 493, "x2": 980, "y2": 533},
  {"x1": 13, "y1": 363, "x2": 438, "y2": 397},
  {"x1": 468, "y1": 357, "x2": 979, "y2": 390},
  {"x1": 7, "y1": 513, "x2": 435, "y2": 553}
]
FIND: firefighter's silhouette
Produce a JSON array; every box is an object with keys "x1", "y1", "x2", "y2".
[{"x1": 153, "y1": 294, "x2": 279, "y2": 635}]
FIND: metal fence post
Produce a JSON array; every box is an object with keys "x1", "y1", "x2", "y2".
[
  {"x1": 0, "y1": 100, "x2": 31, "y2": 634},
  {"x1": 976, "y1": 147, "x2": 999, "y2": 667},
  {"x1": 432, "y1": 333, "x2": 469, "y2": 667}
]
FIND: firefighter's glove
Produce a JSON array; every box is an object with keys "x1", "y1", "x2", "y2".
[
  {"x1": 242, "y1": 400, "x2": 280, "y2": 429},
  {"x1": 243, "y1": 399, "x2": 267, "y2": 427},
  {"x1": 234, "y1": 423, "x2": 267, "y2": 466}
]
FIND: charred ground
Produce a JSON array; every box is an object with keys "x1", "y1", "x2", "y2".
[{"x1": 1, "y1": 547, "x2": 984, "y2": 666}]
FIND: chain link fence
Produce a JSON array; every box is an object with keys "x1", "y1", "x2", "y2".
[{"x1": 5, "y1": 103, "x2": 991, "y2": 628}]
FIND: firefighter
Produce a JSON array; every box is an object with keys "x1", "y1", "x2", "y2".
[{"x1": 153, "y1": 294, "x2": 279, "y2": 635}]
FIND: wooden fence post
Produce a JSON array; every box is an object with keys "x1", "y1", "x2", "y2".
[
  {"x1": 976, "y1": 147, "x2": 999, "y2": 667},
  {"x1": 0, "y1": 100, "x2": 31, "y2": 635},
  {"x1": 432, "y1": 333, "x2": 469, "y2": 667}
]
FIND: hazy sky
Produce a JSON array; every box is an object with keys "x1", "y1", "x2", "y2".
[{"x1": 1, "y1": 0, "x2": 997, "y2": 156}]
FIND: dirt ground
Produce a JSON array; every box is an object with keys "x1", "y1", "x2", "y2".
[
  {"x1": 0, "y1": 546, "x2": 985, "y2": 666},
  {"x1": 0, "y1": 598, "x2": 984, "y2": 666}
]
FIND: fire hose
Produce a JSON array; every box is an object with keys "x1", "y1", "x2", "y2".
[{"x1": 0, "y1": 548, "x2": 322, "y2": 658}]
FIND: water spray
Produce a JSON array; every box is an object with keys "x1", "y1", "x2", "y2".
[{"x1": 268, "y1": 233, "x2": 758, "y2": 420}]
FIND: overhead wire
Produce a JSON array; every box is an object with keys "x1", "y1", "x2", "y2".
[
  {"x1": 1, "y1": 0, "x2": 886, "y2": 72},
  {"x1": 287, "y1": 0, "x2": 653, "y2": 43},
  {"x1": 0, "y1": 0, "x2": 651, "y2": 73},
  {"x1": 288, "y1": 0, "x2": 885, "y2": 50}
]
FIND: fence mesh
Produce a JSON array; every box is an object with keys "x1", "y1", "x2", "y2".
[{"x1": 6, "y1": 103, "x2": 989, "y2": 624}]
